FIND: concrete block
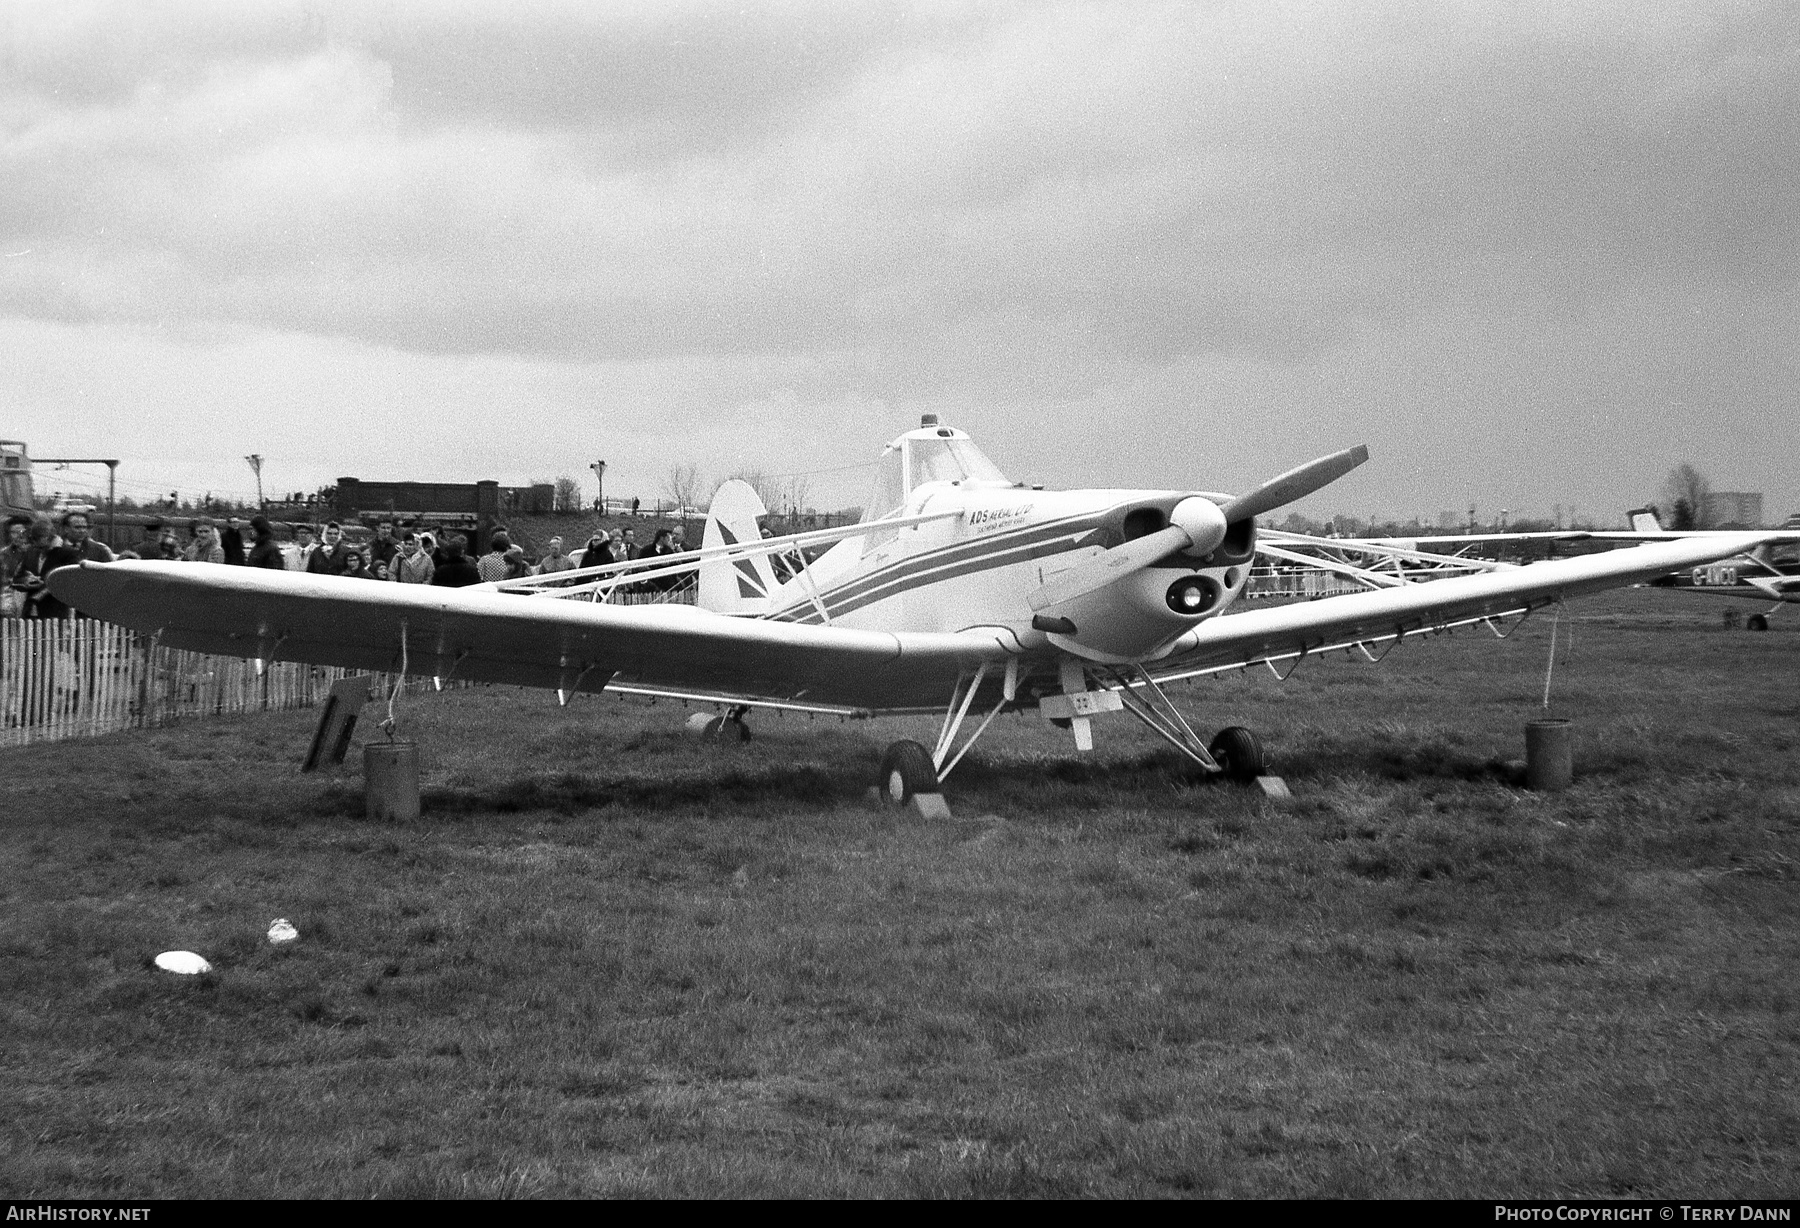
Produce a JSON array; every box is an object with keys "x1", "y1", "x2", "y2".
[
  {"x1": 908, "y1": 791, "x2": 954, "y2": 820},
  {"x1": 1255, "y1": 775, "x2": 1292, "y2": 799}
]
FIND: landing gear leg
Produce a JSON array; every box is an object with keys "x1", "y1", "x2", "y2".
[
  {"x1": 1104, "y1": 665, "x2": 1274, "y2": 788},
  {"x1": 877, "y1": 662, "x2": 1011, "y2": 815}
]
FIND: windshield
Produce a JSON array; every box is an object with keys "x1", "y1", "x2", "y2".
[
  {"x1": 910, "y1": 438, "x2": 1009, "y2": 487},
  {"x1": 862, "y1": 445, "x2": 907, "y2": 523},
  {"x1": 861, "y1": 433, "x2": 1011, "y2": 524}
]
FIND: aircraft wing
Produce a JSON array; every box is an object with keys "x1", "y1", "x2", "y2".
[
  {"x1": 1298, "y1": 530, "x2": 1595, "y2": 546},
  {"x1": 1150, "y1": 534, "x2": 1782, "y2": 681},
  {"x1": 1321, "y1": 529, "x2": 1800, "y2": 547},
  {"x1": 48, "y1": 561, "x2": 1012, "y2": 714}
]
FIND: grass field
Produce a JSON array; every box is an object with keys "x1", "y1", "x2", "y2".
[{"x1": 2, "y1": 589, "x2": 1796, "y2": 1198}]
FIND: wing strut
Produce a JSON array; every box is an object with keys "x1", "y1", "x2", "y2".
[
  {"x1": 929, "y1": 663, "x2": 1011, "y2": 783},
  {"x1": 1104, "y1": 665, "x2": 1221, "y2": 773},
  {"x1": 933, "y1": 663, "x2": 987, "y2": 769}
]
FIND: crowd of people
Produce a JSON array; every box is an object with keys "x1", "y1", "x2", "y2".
[{"x1": 2, "y1": 511, "x2": 699, "y2": 619}]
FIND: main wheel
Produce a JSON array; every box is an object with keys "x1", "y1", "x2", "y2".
[
  {"x1": 703, "y1": 716, "x2": 752, "y2": 743},
  {"x1": 1747, "y1": 614, "x2": 1770, "y2": 632},
  {"x1": 879, "y1": 740, "x2": 940, "y2": 805},
  {"x1": 1208, "y1": 726, "x2": 1266, "y2": 784}
]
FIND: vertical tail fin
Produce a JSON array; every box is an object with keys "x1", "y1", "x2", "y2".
[
  {"x1": 699, "y1": 479, "x2": 781, "y2": 614},
  {"x1": 1627, "y1": 506, "x2": 1663, "y2": 534}
]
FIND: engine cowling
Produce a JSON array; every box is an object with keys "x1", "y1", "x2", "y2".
[{"x1": 1032, "y1": 551, "x2": 1253, "y2": 662}]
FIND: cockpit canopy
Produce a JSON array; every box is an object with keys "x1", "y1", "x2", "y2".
[{"x1": 863, "y1": 416, "x2": 1010, "y2": 522}]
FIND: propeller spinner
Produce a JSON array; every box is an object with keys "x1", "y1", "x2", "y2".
[{"x1": 1028, "y1": 444, "x2": 1369, "y2": 613}]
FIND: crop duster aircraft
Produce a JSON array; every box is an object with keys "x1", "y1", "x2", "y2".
[{"x1": 48, "y1": 417, "x2": 1791, "y2": 806}]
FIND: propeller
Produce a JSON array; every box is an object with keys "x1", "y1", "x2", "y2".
[
  {"x1": 1214, "y1": 444, "x2": 1369, "y2": 524},
  {"x1": 1027, "y1": 444, "x2": 1370, "y2": 613}
]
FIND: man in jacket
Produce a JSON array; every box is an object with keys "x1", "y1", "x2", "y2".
[
  {"x1": 246, "y1": 515, "x2": 286, "y2": 569},
  {"x1": 14, "y1": 518, "x2": 81, "y2": 619},
  {"x1": 60, "y1": 512, "x2": 115, "y2": 563},
  {"x1": 430, "y1": 537, "x2": 480, "y2": 587}
]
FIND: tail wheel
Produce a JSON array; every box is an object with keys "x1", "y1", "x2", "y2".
[
  {"x1": 1208, "y1": 726, "x2": 1266, "y2": 783},
  {"x1": 879, "y1": 740, "x2": 940, "y2": 805},
  {"x1": 703, "y1": 716, "x2": 752, "y2": 743},
  {"x1": 1747, "y1": 614, "x2": 1770, "y2": 632}
]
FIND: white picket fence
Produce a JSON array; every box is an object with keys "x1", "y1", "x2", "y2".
[
  {"x1": 1, "y1": 618, "x2": 388, "y2": 748},
  {"x1": 1243, "y1": 566, "x2": 1364, "y2": 599}
]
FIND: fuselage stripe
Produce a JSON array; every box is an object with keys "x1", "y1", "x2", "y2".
[{"x1": 769, "y1": 511, "x2": 1109, "y2": 625}]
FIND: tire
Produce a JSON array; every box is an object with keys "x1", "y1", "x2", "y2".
[
  {"x1": 1208, "y1": 726, "x2": 1266, "y2": 784},
  {"x1": 1747, "y1": 614, "x2": 1769, "y2": 632},
  {"x1": 703, "y1": 716, "x2": 752, "y2": 743},
  {"x1": 879, "y1": 740, "x2": 939, "y2": 804}
]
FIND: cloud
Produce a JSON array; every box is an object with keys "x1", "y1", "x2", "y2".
[
  {"x1": 2, "y1": 1, "x2": 1796, "y2": 516},
  {"x1": 7, "y1": 3, "x2": 1795, "y2": 364}
]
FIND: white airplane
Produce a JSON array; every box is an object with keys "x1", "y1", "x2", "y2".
[
  {"x1": 49, "y1": 417, "x2": 1789, "y2": 806},
  {"x1": 1611, "y1": 508, "x2": 1800, "y2": 631}
]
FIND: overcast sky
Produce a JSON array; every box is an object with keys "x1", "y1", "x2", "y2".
[{"x1": 4, "y1": 0, "x2": 1796, "y2": 524}]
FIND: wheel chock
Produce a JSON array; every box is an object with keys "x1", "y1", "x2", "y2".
[
  {"x1": 908, "y1": 792, "x2": 954, "y2": 820},
  {"x1": 1254, "y1": 775, "x2": 1292, "y2": 799}
]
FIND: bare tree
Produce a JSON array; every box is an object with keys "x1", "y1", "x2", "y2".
[
  {"x1": 552, "y1": 475, "x2": 582, "y2": 514},
  {"x1": 1662, "y1": 463, "x2": 1712, "y2": 530},
  {"x1": 663, "y1": 463, "x2": 705, "y2": 516},
  {"x1": 780, "y1": 473, "x2": 813, "y2": 518},
  {"x1": 727, "y1": 469, "x2": 783, "y2": 510}
]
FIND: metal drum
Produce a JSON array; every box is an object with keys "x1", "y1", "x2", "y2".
[
  {"x1": 1525, "y1": 719, "x2": 1573, "y2": 792},
  {"x1": 365, "y1": 741, "x2": 421, "y2": 821}
]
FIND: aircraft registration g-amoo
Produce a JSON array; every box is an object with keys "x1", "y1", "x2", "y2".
[{"x1": 49, "y1": 417, "x2": 1793, "y2": 806}]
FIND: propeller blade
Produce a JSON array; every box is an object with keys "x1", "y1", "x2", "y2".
[
  {"x1": 1217, "y1": 444, "x2": 1369, "y2": 524},
  {"x1": 1025, "y1": 447, "x2": 1368, "y2": 617},
  {"x1": 1029, "y1": 525, "x2": 1190, "y2": 612}
]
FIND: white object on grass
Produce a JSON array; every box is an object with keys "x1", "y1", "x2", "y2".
[
  {"x1": 267, "y1": 919, "x2": 299, "y2": 944},
  {"x1": 154, "y1": 951, "x2": 212, "y2": 975}
]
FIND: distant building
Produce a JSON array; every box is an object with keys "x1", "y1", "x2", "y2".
[
  {"x1": 329, "y1": 477, "x2": 554, "y2": 553},
  {"x1": 1437, "y1": 509, "x2": 1459, "y2": 531},
  {"x1": 1703, "y1": 491, "x2": 1763, "y2": 529}
]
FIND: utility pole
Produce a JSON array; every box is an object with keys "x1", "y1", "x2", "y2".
[
  {"x1": 37, "y1": 456, "x2": 120, "y2": 543},
  {"x1": 590, "y1": 460, "x2": 606, "y2": 513},
  {"x1": 245, "y1": 454, "x2": 264, "y2": 507}
]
